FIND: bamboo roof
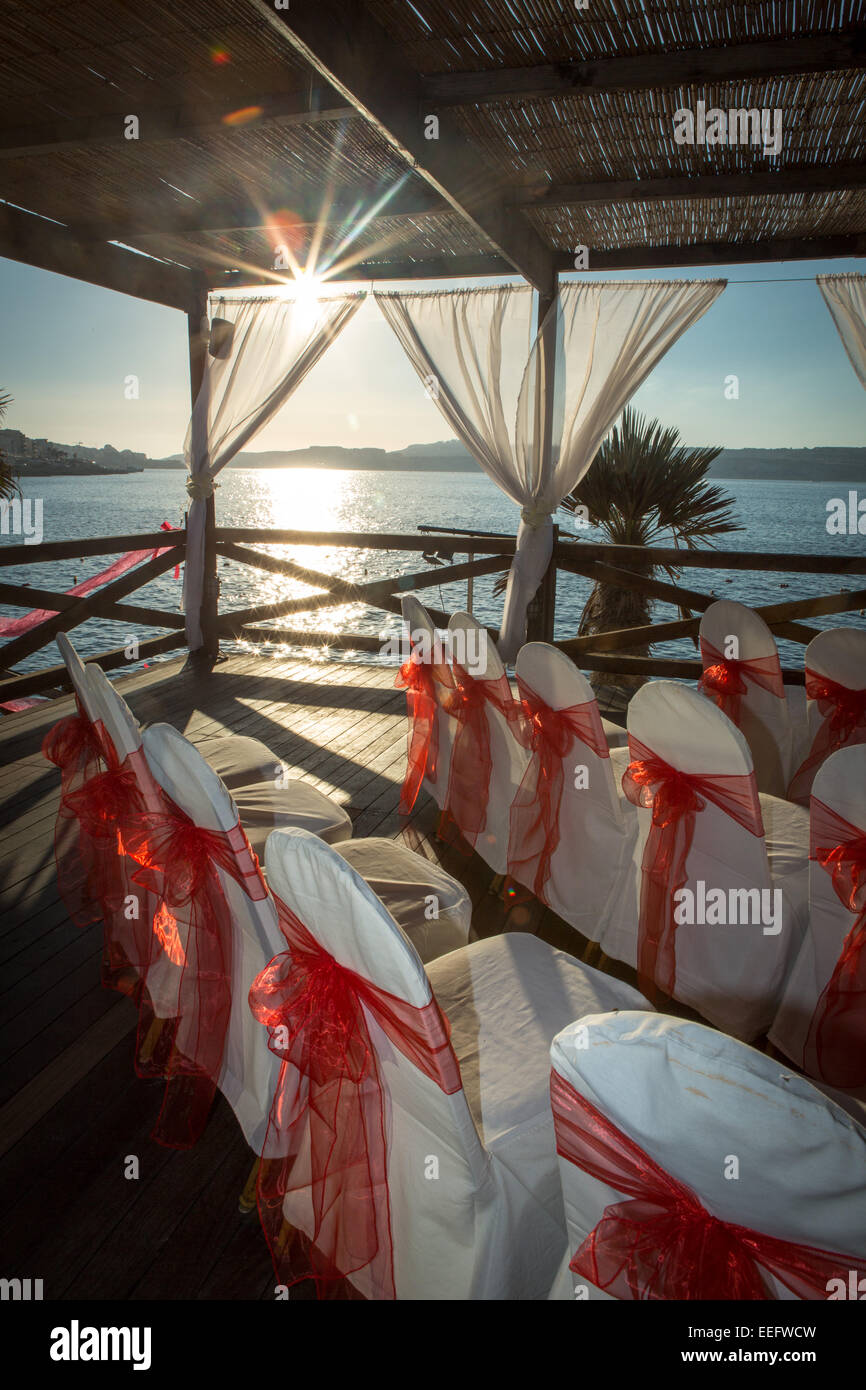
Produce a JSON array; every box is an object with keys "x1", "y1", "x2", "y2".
[{"x1": 0, "y1": 0, "x2": 863, "y2": 308}]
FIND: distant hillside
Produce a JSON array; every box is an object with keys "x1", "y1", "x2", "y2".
[{"x1": 148, "y1": 440, "x2": 866, "y2": 480}]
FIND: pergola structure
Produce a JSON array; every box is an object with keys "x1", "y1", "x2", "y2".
[
  {"x1": 1, "y1": 1, "x2": 864, "y2": 657},
  {"x1": 2, "y1": 2, "x2": 864, "y2": 305}
]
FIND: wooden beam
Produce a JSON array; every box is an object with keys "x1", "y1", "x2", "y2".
[
  {"x1": 246, "y1": 0, "x2": 557, "y2": 291},
  {"x1": 529, "y1": 162, "x2": 866, "y2": 210},
  {"x1": 553, "y1": 233, "x2": 866, "y2": 273},
  {"x1": 0, "y1": 634, "x2": 185, "y2": 704},
  {"x1": 0, "y1": 203, "x2": 196, "y2": 310},
  {"x1": 76, "y1": 183, "x2": 448, "y2": 245},
  {"x1": 216, "y1": 526, "x2": 517, "y2": 554},
  {"x1": 0, "y1": 532, "x2": 185, "y2": 568},
  {"x1": 208, "y1": 252, "x2": 517, "y2": 289},
  {"x1": 558, "y1": 557, "x2": 820, "y2": 644},
  {"x1": 423, "y1": 31, "x2": 866, "y2": 106},
  {"x1": 560, "y1": 586, "x2": 866, "y2": 656},
  {"x1": 0, "y1": 581, "x2": 185, "y2": 630},
  {"x1": 554, "y1": 539, "x2": 866, "y2": 575},
  {"x1": 0, "y1": 547, "x2": 184, "y2": 670},
  {"x1": 566, "y1": 650, "x2": 806, "y2": 685},
  {"x1": 0, "y1": 88, "x2": 354, "y2": 159}
]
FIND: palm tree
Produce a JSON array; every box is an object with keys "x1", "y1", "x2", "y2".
[
  {"x1": 0, "y1": 390, "x2": 20, "y2": 501},
  {"x1": 559, "y1": 407, "x2": 741, "y2": 711}
]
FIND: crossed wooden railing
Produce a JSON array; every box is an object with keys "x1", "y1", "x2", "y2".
[{"x1": 1, "y1": 523, "x2": 864, "y2": 702}]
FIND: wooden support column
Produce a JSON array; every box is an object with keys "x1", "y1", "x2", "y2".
[
  {"x1": 525, "y1": 282, "x2": 559, "y2": 644},
  {"x1": 187, "y1": 281, "x2": 220, "y2": 665}
]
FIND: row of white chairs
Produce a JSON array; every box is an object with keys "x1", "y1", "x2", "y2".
[
  {"x1": 396, "y1": 601, "x2": 865, "y2": 1065},
  {"x1": 696, "y1": 600, "x2": 866, "y2": 802},
  {"x1": 45, "y1": 639, "x2": 866, "y2": 1297}
]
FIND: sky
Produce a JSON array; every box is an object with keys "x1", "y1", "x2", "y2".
[{"x1": 0, "y1": 253, "x2": 863, "y2": 459}]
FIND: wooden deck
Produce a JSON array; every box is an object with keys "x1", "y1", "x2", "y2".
[{"x1": 0, "y1": 650, "x2": 630, "y2": 1300}]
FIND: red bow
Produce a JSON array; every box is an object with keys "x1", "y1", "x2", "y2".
[
  {"x1": 444, "y1": 665, "x2": 518, "y2": 848},
  {"x1": 249, "y1": 898, "x2": 462, "y2": 1298},
  {"x1": 507, "y1": 677, "x2": 609, "y2": 902},
  {"x1": 802, "y1": 797, "x2": 866, "y2": 1087},
  {"x1": 551, "y1": 1070, "x2": 866, "y2": 1299},
  {"x1": 788, "y1": 670, "x2": 866, "y2": 805},
  {"x1": 395, "y1": 654, "x2": 444, "y2": 814},
  {"x1": 123, "y1": 806, "x2": 266, "y2": 1149},
  {"x1": 698, "y1": 637, "x2": 785, "y2": 727},
  {"x1": 622, "y1": 735, "x2": 764, "y2": 998}
]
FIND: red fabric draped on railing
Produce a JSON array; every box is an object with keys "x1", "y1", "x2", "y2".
[
  {"x1": 0, "y1": 521, "x2": 181, "y2": 637},
  {"x1": 788, "y1": 670, "x2": 866, "y2": 805},
  {"x1": 123, "y1": 809, "x2": 267, "y2": 1149},
  {"x1": 622, "y1": 735, "x2": 764, "y2": 998},
  {"x1": 507, "y1": 677, "x2": 609, "y2": 902},
  {"x1": 249, "y1": 897, "x2": 462, "y2": 1299},
  {"x1": 802, "y1": 797, "x2": 866, "y2": 1087},
  {"x1": 550, "y1": 1069, "x2": 866, "y2": 1299},
  {"x1": 698, "y1": 637, "x2": 785, "y2": 726},
  {"x1": 444, "y1": 664, "x2": 517, "y2": 847},
  {"x1": 395, "y1": 654, "x2": 441, "y2": 814}
]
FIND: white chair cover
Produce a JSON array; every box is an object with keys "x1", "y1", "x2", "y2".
[
  {"x1": 334, "y1": 837, "x2": 471, "y2": 963},
  {"x1": 140, "y1": 723, "x2": 286, "y2": 1153},
  {"x1": 698, "y1": 599, "x2": 793, "y2": 797},
  {"x1": 56, "y1": 631, "x2": 101, "y2": 724},
  {"x1": 56, "y1": 630, "x2": 293, "y2": 794},
  {"x1": 82, "y1": 657, "x2": 351, "y2": 854},
  {"x1": 446, "y1": 611, "x2": 527, "y2": 873},
  {"x1": 399, "y1": 594, "x2": 457, "y2": 810},
  {"x1": 549, "y1": 1011, "x2": 866, "y2": 1300},
  {"x1": 511, "y1": 642, "x2": 635, "y2": 942},
  {"x1": 602, "y1": 681, "x2": 809, "y2": 1039},
  {"x1": 770, "y1": 744, "x2": 866, "y2": 1098},
  {"x1": 789, "y1": 627, "x2": 866, "y2": 802},
  {"x1": 263, "y1": 827, "x2": 649, "y2": 1299}
]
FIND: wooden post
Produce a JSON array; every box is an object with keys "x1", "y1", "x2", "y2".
[
  {"x1": 525, "y1": 280, "x2": 558, "y2": 644},
  {"x1": 187, "y1": 281, "x2": 219, "y2": 665}
]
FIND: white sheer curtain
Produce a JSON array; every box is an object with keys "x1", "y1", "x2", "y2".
[
  {"x1": 377, "y1": 278, "x2": 725, "y2": 661},
  {"x1": 183, "y1": 291, "x2": 364, "y2": 650},
  {"x1": 818, "y1": 273, "x2": 866, "y2": 391}
]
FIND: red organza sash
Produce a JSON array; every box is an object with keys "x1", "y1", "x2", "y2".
[
  {"x1": 444, "y1": 664, "x2": 518, "y2": 845},
  {"x1": 395, "y1": 655, "x2": 441, "y2": 814},
  {"x1": 123, "y1": 808, "x2": 267, "y2": 1148},
  {"x1": 788, "y1": 669, "x2": 866, "y2": 805},
  {"x1": 507, "y1": 677, "x2": 609, "y2": 901},
  {"x1": 802, "y1": 797, "x2": 866, "y2": 1087},
  {"x1": 249, "y1": 898, "x2": 462, "y2": 1298},
  {"x1": 43, "y1": 707, "x2": 110, "y2": 928},
  {"x1": 698, "y1": 637, "x2": 785, "y2": 726},
  {"x1": 551, "y1": 1070, "x2": 866, "y2": 1300},
  {"x1": 622, "y1": 735, "x2": 764, "y2": 998}
]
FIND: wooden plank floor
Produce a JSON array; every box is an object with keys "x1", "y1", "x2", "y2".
[{"x1": 0, "y1": 650, "x2": 635, "y2": 1300}]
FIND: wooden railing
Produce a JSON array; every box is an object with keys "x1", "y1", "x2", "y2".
[{"x1": 1, "y1": 522, "x2": 865, "y2": 702}]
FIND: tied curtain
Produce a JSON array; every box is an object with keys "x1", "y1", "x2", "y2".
[
  {"x1": 183, "y1": 292, "x2": 365, "y2": 650},
  {"x1": 377, "y1": 280, "x2": 726, "y2": 661},
  {"x1": 818, "y1": 273, "x2": 866, "y2": 391}
]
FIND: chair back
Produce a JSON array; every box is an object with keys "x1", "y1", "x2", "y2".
[
  {"x1": 698, "y1": 599, "x2": 791, "y2": 796},
  {"x1": 771, "y1": 745, "x2": 866, "y2": 1085},
  {"x1": 264, "y1": 826, "x2": 491, "y2": 1299},
  {"x1": 399, "y1": 594, "x2": 455, "y2": 808},
  {"x1": 446, "y1": 611, "x2": 526, "y2": 872},
  {"x1": 141, "y1": 723, "x2": 284, "y2": 1152},
  {"x1": 607, "y1": 680, "x2": 797, "y2": 1039},
  {"x1": 550, "y1": 1011, "x2": 866, "y2": 1300},
  {"x1": 56, "y1": 632, "x2": 100, "y2": 724},
  {"x1": 511, "y1": 642, "x2": 629, "y2": 936}
]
